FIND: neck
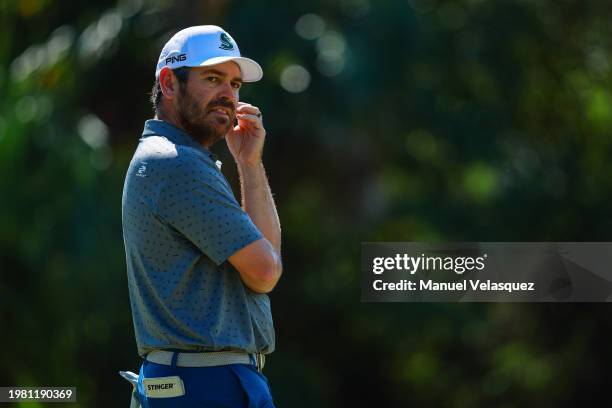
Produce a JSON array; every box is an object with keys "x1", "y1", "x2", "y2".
[{"x1": 155, "y1": 106, "x2": 182, "y2": 132}]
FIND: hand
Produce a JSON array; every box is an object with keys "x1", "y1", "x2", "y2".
[{"x1": 226, "y1": 102, "x2": 266, "y2": 166}]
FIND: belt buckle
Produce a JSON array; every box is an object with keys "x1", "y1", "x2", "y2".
[{"x1": 255, "y1": 353, "x2": 265, "y2": 372}]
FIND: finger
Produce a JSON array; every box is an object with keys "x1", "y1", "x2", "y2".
[
  {"x1": 236, "y1": 113, "x2": 263, "y2": 122},
  {"x1": 236, "y1": 102, "x2": 253, "y2": 112},
  {"x1": 236, "y1": 109, "x2": 261, "y2": 120},
  {"x1": 236, "y1": 105, "x2": 261, "y2": 115}
]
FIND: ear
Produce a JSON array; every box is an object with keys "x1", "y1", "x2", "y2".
[{"x1": 159, "y1": 67, "x2": 179, "y2": 100}]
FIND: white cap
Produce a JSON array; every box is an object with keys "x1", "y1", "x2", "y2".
[{"x1": 155, "y1": 25, "x2": 263, "y2": 82}]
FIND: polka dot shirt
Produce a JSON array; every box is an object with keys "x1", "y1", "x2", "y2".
[{"x1": 122, "y1": 119, "x2": 275, "y2": 357}]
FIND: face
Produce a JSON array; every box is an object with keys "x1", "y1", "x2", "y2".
[{"x1": 174, "y1": 61, "x2": 242, "y2": 147}]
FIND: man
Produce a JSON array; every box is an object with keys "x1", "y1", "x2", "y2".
[{"x1": 121, "y1": 25, "x2": 282, "y2": 408}]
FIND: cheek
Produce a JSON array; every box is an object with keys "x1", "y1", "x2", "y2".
[
  {"x1": 188, "y1": 94, "x2": 213, "y2": 113},
  {"x1": 200, "y1": 93, "x2": 217, "y2": 108},
  {"x1": 185, "y1": 83, "x2": 214, "y2": 105}
]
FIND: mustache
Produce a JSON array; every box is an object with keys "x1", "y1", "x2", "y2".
[{"x1": 207, "y1": 99, "x2": 235, "y2": 115}]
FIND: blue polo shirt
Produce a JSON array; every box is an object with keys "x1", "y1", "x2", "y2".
[{"x1": 122, "y1": 119, "x2": 275, "y2": 357}]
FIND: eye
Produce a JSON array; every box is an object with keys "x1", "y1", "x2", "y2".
[
  {"x1": 231, "y1": 82, "x2": 242, "y2": 90},
  {"x1": 206, "y1": 76, "x2": 220, "y2": 83}
]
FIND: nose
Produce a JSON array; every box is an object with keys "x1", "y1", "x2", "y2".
[{"x1": 217, "y1": 81, "x2": 238, "y2": 105}]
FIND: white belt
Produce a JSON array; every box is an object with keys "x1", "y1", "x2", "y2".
[{"x1": 146, "y1": 350, "x2": 266, "y2": 371}]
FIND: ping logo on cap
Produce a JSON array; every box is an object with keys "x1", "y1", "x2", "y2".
[
  {"x1": 219, "y1": 33, "x2": 234, "y2": 51},
  {"x1": 165, "y1": 53, "x2": 187, "y2": 65}
]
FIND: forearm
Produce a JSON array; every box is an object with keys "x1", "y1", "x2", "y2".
[{"x1": 237, "y1": 162, "x2": 281, "y2": 253}]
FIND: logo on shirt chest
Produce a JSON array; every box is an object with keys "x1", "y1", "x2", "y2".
[{"x1": 136, "y1": 162, "x2": 147, "y2": 177}]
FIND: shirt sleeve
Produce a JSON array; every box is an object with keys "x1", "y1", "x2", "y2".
[{"x1": 156, "y1": 149, "x2": 263, "y2": 265}]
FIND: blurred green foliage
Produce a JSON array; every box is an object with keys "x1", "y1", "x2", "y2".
[{"x1": 2, "y1": 0, "x2": 612, "y2": 406}]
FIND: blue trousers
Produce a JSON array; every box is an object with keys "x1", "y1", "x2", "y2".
[{"x1": 137, "y1": 358, "x2": 275, "y2": 408}]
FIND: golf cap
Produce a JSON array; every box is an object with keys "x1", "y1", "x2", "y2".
[{"x1": 155, "y1": 25, "x2": 263, "y2": 82}]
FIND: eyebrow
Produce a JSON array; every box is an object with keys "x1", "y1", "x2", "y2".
[{"x1": 199, "y1": 69, "x2": 243, "y2": 83}]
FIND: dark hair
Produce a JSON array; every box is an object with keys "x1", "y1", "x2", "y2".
[{"x1": 150, "y1": 67, "x2": 191, "y2": 112}]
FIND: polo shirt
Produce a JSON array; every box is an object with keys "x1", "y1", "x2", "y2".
[{"x1": 121, "y1": 119, "x2": 275, "y2": 357}]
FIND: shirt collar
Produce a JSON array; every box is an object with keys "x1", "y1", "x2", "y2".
[{"x1": 141, "y1": 119, "x2": 218, "y2": 162}]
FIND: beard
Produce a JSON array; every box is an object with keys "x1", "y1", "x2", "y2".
[{"x1": 176, "y1": 86, "x2": 235, "y2": 147}]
